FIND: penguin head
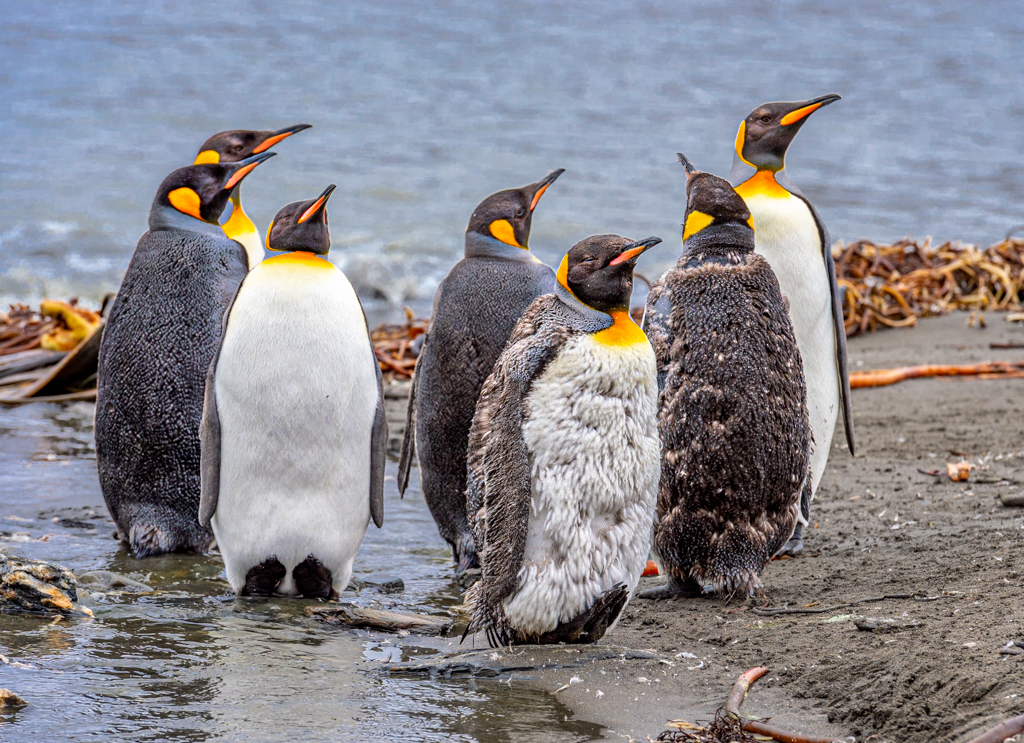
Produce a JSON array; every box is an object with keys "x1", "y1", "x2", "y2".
[
  {"x1": 265, "y1": 185, "x2": 336, "y2": 255},
  {"x1": 678, "y1": 153, "x2": 754, "y2": 250},
  {"x1": 735, "y1": 94, "x2": 840, "y2": 171},
  {"x1": 194, "y1": 124, "x2": 312, "y2": 164},
  {"x1": 151, "y1": 152, "x2": 276, "y2": 227},
  {"x1": 466, "y1": 169, "x2": 565, "y2": 249},
  {"x1": 557, "y1": 235, "x2": 662, "y2": 313}
]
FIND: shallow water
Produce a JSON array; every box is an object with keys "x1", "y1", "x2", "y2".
[
  {"x1": 0, "y1": 403, "x2": 604, "y2": 742},
  {"x1": 2, "y1": 1, "x2": 1023, "y2": 321}
]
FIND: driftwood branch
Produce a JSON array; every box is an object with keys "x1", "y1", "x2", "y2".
[
  {"x1": 850, "y1": 361, "x2": 1024, "y2": 389},
  {"x1": 752, "y1": 593, "x2": 939, "y2": 616},
  {"x1": 725, "y1": 666, "x2": 852, "y2": 743},
  {"x1": 305, "y1": 605, "x2": 452, "y2": 636}
]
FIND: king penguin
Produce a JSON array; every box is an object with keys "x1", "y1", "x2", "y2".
[
  {"x1": 194, "y1": 124, "x2": 311, "y2": 268},
  {"x1": 397, "y1": 169, "x2": 564, "y2": 572},
  {"x1": 729, "y1": 94, "x2": 854, "y2": 554},
  {"x1": 639, "y1": 155, "x2": 811, "y2": 599},
  {"x1": 96, "y1": 153, "x2": 275, "y2": 557},
  {"x1": 199, "y1": 186, "x2": 386, "y2": 598},
  {"x1": 463, "y1": 234, "x2": 663, "y2": 646}
]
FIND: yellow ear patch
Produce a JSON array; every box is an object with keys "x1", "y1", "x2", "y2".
[
  {"x1": 734, "y1": 121, "x2": 754, "y2": 167},
  {"x1": 747, "y1": 215, "x2": 755, "y2": 231},
  {"x1": 168, "y1": 187, "x2": 203, "y2": 220},
  {"x1": 683, "y1": 211, "x2": 715, "y2": 241},
  {"x1": 489, "y1": 219, "x2": 523, "y2": 248},
  {"x1": 194, "y1": 150, "x2": 220, "y2": 165},
  {"x1": 556, "y1": 252, "x2": 570, "y2": 291},
  {"x1": 265, "y1": 219, "x2": 276, "y2": 250}
]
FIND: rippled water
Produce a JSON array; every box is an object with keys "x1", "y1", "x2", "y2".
[
  {"x1": 2, "y1": 1, "x2": 1023, "y2": 320},
  {"x1": 0, "y1": 403, "x2": 603, "y2": 741}
]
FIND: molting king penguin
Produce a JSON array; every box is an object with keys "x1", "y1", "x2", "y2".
[
  {"x1": 199, "y1": 186, "x2": 386, "y2": 598},
  {"x1": 397, "y1": 170, "x2": 564, "y2": 572},
  {"x1": 96, "y1": 153, "x2": 275, "y2": 557},
  {"x1": 194, "y1": 124, "x2": 312, "y2": 268},
  {"x1": 463, "y1": 233, "x2": 663, "y2": 646},
  {"x1": 729, "y1": 94, "x2": 854, "y2": 555},
  {"x1": 639, "y1": 154, "x2": 811, "y2": 599}
]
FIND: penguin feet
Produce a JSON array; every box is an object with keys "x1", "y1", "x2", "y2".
[
  {"x1": 637, "y1": 574, "x2": 704, "y2": 600},
  {"x1": 243, "y1": 557, "x2": 287, "y2": 596},
  {"x1": 293, "y1": 555, "x2": 336, "y2": 600},
  {"x1": 533, "y1": 582, "x2": 630, "y2": 645},
  {"x1": 777, "y1": 523, "x2": 805, "y2": 557}
]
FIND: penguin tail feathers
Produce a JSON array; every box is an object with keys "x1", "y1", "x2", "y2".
[
  {"x1": 126, "y1": 520, "x2": 212, "y2": 558},
  {"x1": 655, "y1": 508, "x2": 794, "y2": 598}
]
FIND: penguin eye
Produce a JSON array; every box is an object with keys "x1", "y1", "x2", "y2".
[
  {"x1": 759, "y1": 115, "x2": 773, "y2": 124},
  {"x1": 514, "y1": 207, "x2": 526, "y2": 219}
]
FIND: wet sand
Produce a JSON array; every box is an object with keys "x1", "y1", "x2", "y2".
[{"x1": 545, "y1": 312, "x2": 1024, "y2": 742}]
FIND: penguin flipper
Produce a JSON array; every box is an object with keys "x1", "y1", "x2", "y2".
[
  {"x1": 396, "y1": 344, "x2": 420, "y2": 497},
  {"x1": 198, "y1": 279, "x2": 246, "y2": 528},
  {"x1": 369, "y1": 353, "x2": 387, "y2": 529},
  {"x1": 642, "y1": 282, "x2": 675, "y2": 396},
  {"x1": 469, "y1": 301, "x2": 569, "y2": 625},
  {"x1": 354, "y1": 295, "x2": 387, "y2": 529}
]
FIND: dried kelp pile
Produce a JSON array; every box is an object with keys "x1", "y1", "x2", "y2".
[
  {"x1": 656, "y1": 710, "x2": 762, "y2": 743},
  {"x1": 370, "y1": 310, "x2": 427, "y2": 381},
  {"x1": 836, "y1": 237, "x2": 1024, "y2": 337}
]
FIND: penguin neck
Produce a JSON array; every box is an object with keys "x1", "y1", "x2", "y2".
[
  {"x1": 733, "y1": 167, "x2": 796, "y2": 200},
  {"x1": 554, "y1": 281, "x2": 614, "y2": 330},
  {"x1": 222, "y1": 188, "x2": 263, "y2": 268},
  {"x1": 680, "y1": 223, "x2": 755, "y2": 263},
  {"x1": 148, "y1": 205, "x2": 224, "y2": 236},
  {"x1": 464, "y1": 231, "x2": 540, "y2": 263}
]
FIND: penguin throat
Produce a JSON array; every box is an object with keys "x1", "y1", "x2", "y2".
[
  {"x1": 222, "y1": 198, "x2": 258, "y2": 242},
  {"x1": 592, "y1": 310, "x2": 646, "y2": 347},
  {"x1": 148, "y1": 205, "x2": 224, "y2": 235},
  {"x1": 735, "y1": 170, "x2": 791, "y2": 200}
]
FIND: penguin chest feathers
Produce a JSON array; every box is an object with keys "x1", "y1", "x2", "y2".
[
  {"x1": 739, "y1": 184, "x2": 831, "y2": 335},
  {"x1": 505, "y1": 327, "x2": 660, "y2": 635}
]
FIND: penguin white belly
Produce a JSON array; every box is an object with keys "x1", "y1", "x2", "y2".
[
  {"x1": 211, "y1": 259, "x2": 377, "y2": 595},
  {"x1": 506, "y1": 333, "x2": 661, "y2": 636},
  {"x1": 746, "y1": 192, "x2": 840, "y2": 495}
]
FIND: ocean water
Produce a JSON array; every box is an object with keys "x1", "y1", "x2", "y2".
[{"x1": 1, "y1": 0, "x2": 1022, "y2": 321}]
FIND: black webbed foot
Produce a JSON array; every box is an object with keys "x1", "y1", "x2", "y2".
[
  {"x1": 637, "y1": 573, "x2": 704, "y2": 600},
  {"x1": 777, "y1": 522, "x2": 805, "y2": 557},
  {"x1": 293, "y1": 555, "x2": 335, "y2": 599},
  {"x1": 243, "y1": 557, "x2": 286, "y2": 596}
]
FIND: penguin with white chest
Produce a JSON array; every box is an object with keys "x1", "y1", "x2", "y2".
[
  {"x1": 194, "y1": 124, "x2": 312, "y2": 268},
  {"x1": 199, "y1": 185, "x2": 386, "y2": 598},
  {"x1": 640, "y1": 155, "x2": 811, "y2": 599},
  {"x1": 464, "y1": 234, "x2": 663, "y2": 646},
  {"x1": 730, "y1": 94, "x2": 855, "y2": 554},
  {"x1": 96, "y1": 153, "x2": 275, "y2": 558}
]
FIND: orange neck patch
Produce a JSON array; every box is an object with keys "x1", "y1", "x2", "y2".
[
  {"x1": 593, "y1": 310, "x2": 647, "y2": 347},
  {"x1": 263, "y1": 250, "x2": 333, "y2": 268},
  {"x1": 735, "y1": 169, "x2": 791, "y2": 200}
]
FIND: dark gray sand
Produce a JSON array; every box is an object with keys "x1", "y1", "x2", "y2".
[{"x1": 528, "y1": 312, "x2": 1024, "y2": 742}]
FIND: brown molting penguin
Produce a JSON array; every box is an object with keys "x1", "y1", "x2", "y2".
[
  {"x1": 464, "y1": 234, "x2": 663, "y2": 647},
  {"x1": 639, "y1": 154, "x2": 811, "y2": 599}
]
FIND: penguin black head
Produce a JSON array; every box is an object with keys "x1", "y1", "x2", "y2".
[
  {"x1": 557, "y1": 234, "x2": 662, "y2": 313},
  {"x1": 735, "y1": 94, "x2": 840, "y2": 172},
  {"x1": 194, "y1": 124, "x2": 312, "y2": 165},
  {"x1": 151, "y1": 152, "x2": 276, "y2": 227},
  {"x1": 466, "y1": 169, "x2": 565, "y2": 249},
  {"x1": 265, "y1": 185, "x2": 336, "y2": 255},
  {"x1": 678, "y1": 153, "x2": 754, "y2": 250}
]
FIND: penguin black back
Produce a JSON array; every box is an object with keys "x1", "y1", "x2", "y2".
[
  {"x1": 398, "y1": 170, "x2": 563, "y2": 572},
  {"x1": 641, "y1": 156, "x2": 810, "y2": 598},
  {"x1": 96, "y1": 156, "x2": 273, "y2": 557}
]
